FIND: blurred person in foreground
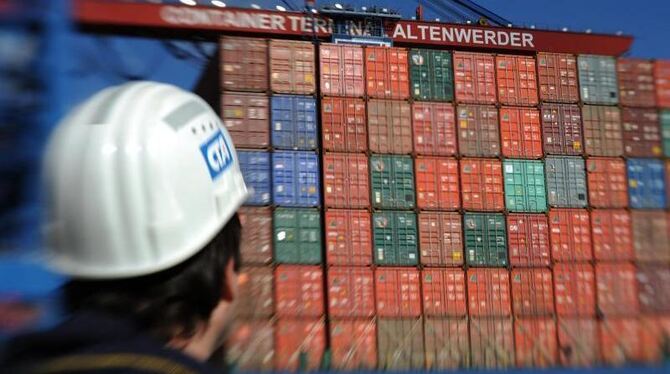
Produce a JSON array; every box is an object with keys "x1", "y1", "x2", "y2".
[{"x1": 2, "y1": 81, "x2": 250, "y2": 373}]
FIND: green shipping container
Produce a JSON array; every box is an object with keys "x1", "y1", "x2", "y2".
[
  {"x1": 373, "y1": 211, "x2": 418, "y2": 266},
  {"x1": 370, "y1": 155, "x2": 416, "y2": 209},
  {"x1": 661, "y1": 110, "x2": 670, "y2": 157},
  {"x1": 273, "y1": 208, "x2": 322, "y2": 264},
  {"x1": 409, "y1": 49, "x2": 454, "y2": 101},
  {"x1": 503, "y1": 160, "x2": 547, "y2": 212},
  {"x1": 464, "y1": 213, "x2": 507, "y2": 267}
]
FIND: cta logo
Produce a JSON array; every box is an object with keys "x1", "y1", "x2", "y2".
[{"x1": 200, "y1": 130, "x2": 233, "y2": 180}]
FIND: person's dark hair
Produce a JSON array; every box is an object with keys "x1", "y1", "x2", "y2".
[{"x1": 63, "y1": 213, "x2": 241, "y2": 342}]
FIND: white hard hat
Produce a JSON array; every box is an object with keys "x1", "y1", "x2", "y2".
[{"x1": 43, "y1": 81, "x2": 250, "y2": 279}]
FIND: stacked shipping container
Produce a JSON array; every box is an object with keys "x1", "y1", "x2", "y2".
[{"x1": 222, "y1": 34, "x2": 670, "y2": 371}]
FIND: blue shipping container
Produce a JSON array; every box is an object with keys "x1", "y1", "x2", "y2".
[
  {"x1": 271, "y1": 95, "x2": 318, "y2": 150},
  {"x1": 627, "y1": 158, "x2": 667, "y2": 209},
  {"x1": 238, "y1": 151, "x2": 272, "y2": 206},
  {"x1": 272, "y1": 151, "x2": 320, "y2": 207}
]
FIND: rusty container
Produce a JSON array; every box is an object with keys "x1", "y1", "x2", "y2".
[
  {"x1": 325, "y1": 209, "x2": 372, "y2": 266},
  {"x1": 456, "y1": 105, "x2": 500, "y2": 157},
  {"x1": 541, "y1": 104, "x2": 583, "y2": 155},
  {"x1": 329, "y1": 319, "x2": 377, "y2": 370},
  {"x1": 591, "y1": 209, "x2": 633, "y2": 261},
  {"x1": 367, "y1": 99, "x2": 412, "y2": 154},
  {"x1": 453, "y1": 52, "x2": 497, "y2": 104},
  {"x1": 321, "y1": 97, "x2": 367, "y2": 152},
  {"x1": 496, "y1": 55, "x2": 539, "y2": 106},
  {"x1": 421, "y1": 268, "x2": 467, "y2": 317},
  {"x1": 506, "y1": 214, "x2": 550, "y2": 267},
  {"x1": 418, "y1": 212, "x2": 463, "y2": 267},
  {"x1": 499, "y1": 107, "x2": 543, "y2": 158},
  {"x1": 275, "y1": 318, "x2": 326, "y2": 371},
  {"x1": 424, "y1": 318, "x2": 470, "y2": 369},
  {"x1": 320, "y1": 43, "x2": 364, "y2": 97},
  {"x1": 235, "y1": 266, "x2": 274, "y2": 318},
  {"x1": 412, "y1": 102, "x2": 457, "y2": 156},
  {"x1": 364, "y1": 46, "x2": 410, "y2": 99},
  {"x1": 537, "y1": 53, "x2": 579, "y2": 103},
  {"x1": 621, "y1": 108, "x2": 662, "y2": 157},
  {"x1": 238, "y1": 207, "x2": 273, "y2": 265},
  {"x1": 637, "y1": 266, "x2": 670, "y2": 313},
  {"x1": 582, "y1": 105, "x2": 623, "y2": 157},
  {"x1": 220, "y1": 36, "x2": 268, "y2": 92},
  {"x1": 221, "y1": 92, "x2": 269, "y2": 149},
  {"x1": 617, "y1": 58, "x2": 656, "y2": 107},
  {"x1": 415, "y1": 157, "x2": 460, "y2": 210},
  {"x1": 514, "y1": 318, "x2": 558, "y2": 368},
  {"x1": 269, "y1": 39, "x2": 315, "y2": 95},
  {"x1": 631, "y1": 211, "x2": 670, "y2": 263},
  {"x1": 327, "y1": 267, "x2": 375, "y2": 318},
  {"x1": 323, "y1": 152, "x2": 369, "y2": 208},
  {"x1": 553, "y1": 263, "x2": 596, "y2": 317}
]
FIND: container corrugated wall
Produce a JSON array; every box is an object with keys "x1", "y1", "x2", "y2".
[
  {"x1": 577, "y1": 55, "x2": 618, "y2": 105},
  {"x1": 409, "y1": 49, "x2": 453, "y2": 101}
]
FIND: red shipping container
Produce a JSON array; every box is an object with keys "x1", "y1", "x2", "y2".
[
  {"x1": 421, "y1": 268, "x2": 467, "y2": 317},
  {"x1": 418, "y1": 212, "x2": 463, "y2": 267},
  {"x1": 556, "y1": 318, "x2": 599, "y2": 367},
  {"x1": 640, "y1": 316, "x2": 670, "y2": 363},
  {"x1": 222, "y1": 93, "x2": 269, "y2": 149},
  {"x1": 621, "y1": 108, "x2": 662, "y2": 157},
  {"x1": 325, "y1": 209, "x2": 372, "y2": 266},
  {"x1": 599, "y1": 319, "x2": 643, "y2": 366},
  {"x1": 637, "y1": 266, "x2": 670, "y2": 313},
  {"x1": 553, "y1": 264, "x2": 596, "y2": 317},
  {"x1": 275, "y1": 318, "x2": 326, "y2": 371},
  {"x1": 515, "y1": 318, "x2": 558, "y2": 368},
  {"x1": 655, "y1": 60, "x2": 670, "y2": 108},
  {"x1": 275, "y1": 265, "x2": 324, "y2": 317},
  {"x1": 220, "y1": 36, "x2": 268, "y2": 92},
  {"x1": 591, "y1": 209, "x2": 634, "y2": 261},
  {"x1": 321, "y1": 97, "x2": 367, "y2": 153},
  {"x1": 364, "y1": 46, "x2": 409, "y2": 99},
  {"x1": 595, "y1": 263, "x2": 639, "y2": 317},
  {"x1": 415, "y1": 157, "x2": 460, "y2": 210},
  {"x1": 367, "y1": 99, "x2": 412, "y2": 154},
  {"x1": 541, "y1": 104, "x2": 583, "y2": 155},
  {"x1": 453, "y1": 52, "x2": 497, "y2": 104},
  {"x1": 320, "y1": 44, "x2": 364, "y2": 97},
  {"x1": 617, "y1": 58, "x2": 656, "y2": 107},
  {"x1": 499, "y1": 107, "x2": 543, "y2": 158},
  {"x1": 424, "y1": 318, "x2": 470, "y2": 369},
  {"x1": 456, "y1": 105, "x2": 500, "y2": 157},
  {"x1": 506, "y1": 214, "x2": 550, "y2": 267},
  {"x1": 323, "y1": 153, "x2": 369, "y2": 208},
  {"x1": 511, "y1": 269, "x2": 554, "y2": 316},
  {"x1": 667, "y1": 161, "x2": 670, "y2": 204},
  {"x1": 375, "y1": 268, "x2": 421, "y2": 317},
  {"x1": 586, "y1": 157, "x2": 628, "y2": 208},
  {"x1": 412, "y1": 102, "x2": 457, "y2": 156},
  {"x1": 327, "y1": 267, "x2": 375, "y2": 318},
  {"x1": 329, "y1": 319, "x2": 377, "y2": 370},
  {"x1": 226, "y1": 319, "x2": 274, "y2": 371},
  {"x1": 269, "y1": 39, "x2": 315, "y2": 95},
  {"x1": 236, "y1": 266, "x2": 274, "y2": 318},
  {"x1": 549, "y1": 209, "x2": 592, "y2": 262},
  {"x1": 467, "y1": 269, "x2": 512, "y2": 317},
  {"x1": 537, "y1": 53, "x2": 579, "y2": 103},
  {"x1": 460, "y1": 158, "x2": 504, "y2": 211},
  {"x1": 631, "y1": 211, "x2": 670, "y2": 263},
  {"x1": 582, "y1": 105, "x2": 623, "y2": 157},
  {"x1": 469, "y1": 318, "x2": 515, "y2": 368},
  {"x1": 496, "y1": 55, "x2": 539, "y2": 106},
  {"x1": 238, "y1": 207, "x2": 273, "y2": 265}
]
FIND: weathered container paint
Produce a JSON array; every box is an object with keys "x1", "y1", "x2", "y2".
[
  {"x1": 621, "y1": 108, "x2": 662, "y2": 157},
  {"x1": 274, "y1": 265, "x2": 324, "y2": 317},
  {"x1": 595, "y1": 263, "x2": 639, "y2": 317},
  {"x1": 415, "y1": 157, "x2": 460, "y2": 210},
  {"x1": 506, "y1": 214, "x2": 550, "y2": 267},
  {"x1": 631, "y1": 211, "x2": 670, "y2": 263},
  {"x1": 221, "y1": 92, "x2": 270, "y2": 149},
  {"x1": 537, "y1": 53, "x2": 579, "y2": 103},
  {"x1": 456, "y1": 105, "x2": 500, "y2": 157},
  {"x1": 377, "y1": 318, "x2": 425, "y2": 370},
  {"x1": 320, "y1": 43, "x2": 364, "y2": 97},
  {"x1": 412, "y1": 102, "x2": 457, "y2": 156},
  {"x1": 617, "y1": 58, "x2": 656, "y2": 107},
  {"x1": 269, "y1": 39, "x2": 315, "y2": 95},
  {"x1": 325, "y1": 209, "x2": 372, "y2": 266},
  {"x1": 553, "y1": 264, "x2": 596, "y2": 317},
  {"x1": 577, "y1": 55, "x2": 618, "y2": 105},
  {"x1": 418, "y1": 212, "x2": 463, "y2": 267},
  {"x1": 469, "y1": 318, "x2": 515, "y2": 369},
  {"x1": 271, "y1": 95, "x2": 317, "y2": 150},
  {"x1": 556, "y1": 318, "x2": 599, "y2": 367},
  {"x1": 220, "y1": 36, "x2": 268, "y2": 92},
  {"x1": 453, "y1": 52, "x2": 497, "y2": 104},
  {"x1": 235, "y1": 266, "x2": 274, "y2": 318},
  {"x1": 514, "y1": 318, "x2": 558, "y2": 368},
  {"x1": 499, "y1": 107, "x2": 543, "y2": 158},
  {"x1": 238, "y1": 207, "x2": 273, "y2": 265},
  {"x1": 367, "y1": 99, "x2": 412, "y2": 154},
  {"x1": 582, "y1": 105, "x2": 623, "y2": 157},
  {"x1": 321, "y1": 97, "x2": 367, "y2": 152},
  {"x1": 545, "y1": 156, "x2": 588, "y2": 208},
  {"x1": 226, "y1": 319, "x2": 274, "y2": 371},
  {"x1": 541, "y1": 104, "x2": 583, "y2": 155},
  {"x1": 327, "y1": 267, "x2": 375, "y2": 318},
  {"x1": 637, "y1": 266, "x2": 670, "y2": 313},
  {"x1": 323, "y1": 152, "x2": 369, "y2": 208},
  {"x1": 424, "y1": 318, "x2": 470, "y2": 369},
  {"x1": 496, "y1": 55, "x2": 539, "y2": 106}
]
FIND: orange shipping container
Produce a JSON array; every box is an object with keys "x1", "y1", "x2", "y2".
[
  {"x1": 269, "y1": 40, "x2": 315, "y2": 95},
  {"x1": 238, "y1": 207, "x2": 273, "y2": 265},
  {"x1": 226, "y1": 319, "x2": 274, "y2": 371},
  {"x1": 275, "y1": 319, "x2": 326, "y2": 371},
  {"x1": 415, "y1": 157, "x2": 460, "y2": 210},
  {"x1": 537, "y1": 53, "x2": 579, "y2": 103},
  {"x1": 556, "y1": 318, "x2": 599, "y2": 367},
  {"x1": 453, "y1": 52, "x2": 496, "y2": 104},
  {"x1": 220, "y1": 36, "x2": 267, "y2": 92},
  {"x1": 424, "y1": 318, "x2": 470, "y2": 369},
  {"x1": 549, "y1": 209, "x2": 592, "y2": 262},
  {"x1": 323, "y1": 153, "x2": 369, "y2": 208},
  {"x1": 236, "y1": 266, "x2": 274, "y2": 318},
  {"x1": 421, "y1": 268, "x2": 467, "y2": 317},
  {"x1": 469, "y1": 318, "x2": 515, "y2": 369},
  {"x1": 617, "y1": 58, "x2": 656, "y2": 107},
  {"x1": 507, "y1": 214, "x2": 551, "y2": 267},
  {"x1": 599, "y1": 319, "x2": 643, "y2": 366},
  {"x1": 541, "y1": 104, "x2": 583, "y2": 155},
  {"x1": 325, "y1": 209, "x2": 372, "y2": 266},
  {"x1": 418, "y1": 212, "x2": 463, "y2": 267},
  {"x1": 586, "y1": 157, "x2": 628, "y2": 208},
  {"x1": 460, "y1": 158, "x2": 504, "y2": 211},
  {"x1": 655, "y1": 60, "x2": 670, "y2": 108},
  {"x1": 467, "y1": 269, "x2": 512, "y2": 317},
  {"x1": 591, "y1": 209, "x2": 633, "y2": 261},
  {"x1": 595, "y1": 263, "x2": 639, "y2": 317},
  {"x1": 640, "y1": 317, "x2": 670, "y2": 363},
  {"x1": 320, "y1": 44, "x2": 364, "y2": 97},
  {"x1": 365, "y1": 46, "x2": 409, "y2": 99},
  {"x1": 275, "y1": 265, "x2": 324, "y2": 317},
  {"x1": 221, "y1": 93, "x2": 269, "y2": 149},
  {"x1": 375, "y1": 268, "x2": 421, "y2": 317},
  {"x1": 496, "y1": 55, "x2": 539, "y2": 106},
  {"x1": 499, "y1": 107, "x2": 543, "y2": 158},
  {"x1": 412, "y1": 102, "x2": 457, "y2": 156},
  {"x1": 511, "y1": 269, "x2": 554, "y2": 316},
  {"x1": 329, "y1": 320, "x2": 377, "y2": 370},
  {"x1": 515, "y1": 318, "x2": 558, "y2": 368},
  {"x1": 327, "y1": 267, "x2": 375, "y2": 318},
  {"x1": 553, "y1": 263, "x2": 596, "y2": 317},
  {"x1": 367, "y1": 99, "x2": 412, "y2": 154},
  {"x1": 631, "y1": 211, "x2": 670, "y2": 263},
  {"x1": 321, "y1": 97, "x2": 367, "y2": 152}
]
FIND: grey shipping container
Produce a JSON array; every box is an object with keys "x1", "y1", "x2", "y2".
[
  {"x1": 377, "y1": 318, "x2": 425, "y2": 370},
  {"x1": 409, "y1": 49, "x2": 454, "y2": 101},
  {"x1": 545, "y1": 157, "x2": 588, "y2": 208},
  {"x1": 577, "y1": 55, "x2": 619, "y2": 105},
  {"x1": 373, "y1": 211, "x2": 419, "y2": 266},
  {"x1": 503, "y1": 160, "x2": 547, "y2": 212},
  {"x1": 464, "y1": 213, "x2": 508, "y2": 267}
]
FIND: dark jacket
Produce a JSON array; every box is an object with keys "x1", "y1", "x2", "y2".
[{"x1": 2, "y1": 310, "x2": 221, "y2": 374}]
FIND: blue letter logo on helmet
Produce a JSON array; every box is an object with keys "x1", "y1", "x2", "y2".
[{"x1": 201, "y1": 130, "x2": 233, "y2": 180}]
